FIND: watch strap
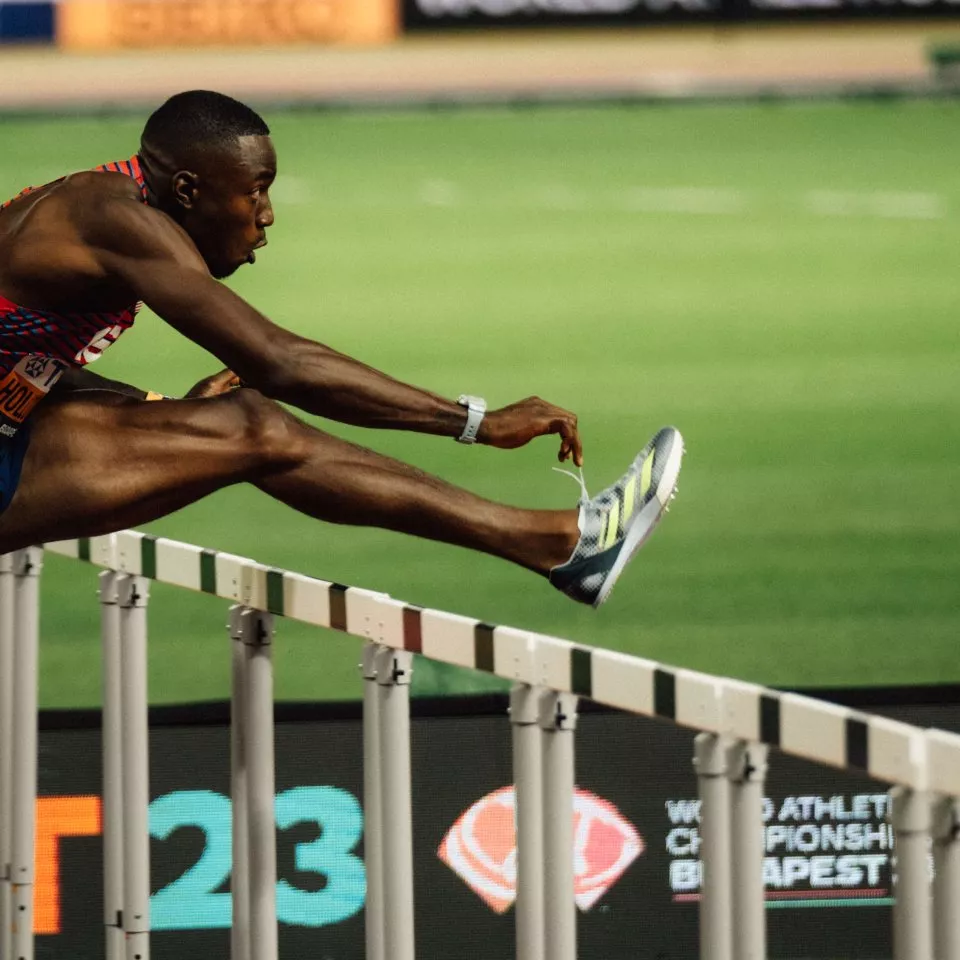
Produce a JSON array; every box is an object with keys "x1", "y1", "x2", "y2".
[{"x1": 456, "y1": 395, "x2": 486, "y2": 444}]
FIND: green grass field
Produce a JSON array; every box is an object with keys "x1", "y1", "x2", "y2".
[{"x1": 3, "y1": 99, "x2": 958, "y2": 707}]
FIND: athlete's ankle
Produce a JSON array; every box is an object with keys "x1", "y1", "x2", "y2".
[{"x1": 526, "y1": 510, "x2": 581, "y2": 576}]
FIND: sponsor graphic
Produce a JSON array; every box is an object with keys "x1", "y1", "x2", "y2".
[
  {"x1": 34, "y1": 703, "x2": 952, "y2": 959},
  {"x1": 57, "y1": 0, "x2": 397, "y2": 50},
  {"x1": 665, "y1": 793, "x2": 894, "y2": 907},
  {"x1": 403, "y1": 0, "x2": 960, "y2": 28},
  {"x1": 438, "y1": 786, "x2": 644, "y2": 912},
  {"x1": 404, "y1": 0, "x2": 719, "y2": 26}
]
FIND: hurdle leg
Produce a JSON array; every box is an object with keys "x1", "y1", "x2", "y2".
[
  {"x1": 511, "y1": 683, "x2": 544, "y2": 960},
  {"x1": 890, "y1": 786, "x2": 934, "y2": 960},
  {"x1": 728, "y1": 741, "x2": 768, "y2": 960},
  {"x1": 240, "y1": 609, "x2": 278, "y2": 960},
  {"x1": 374, "y1": 646, "x2": 415, "y2": 960},
  {"x1": 362, "y1": 644, "x2": 385, "y2": 960},
  {"x1": 10, "y1": 548, "x2": 42, "y2": 960},
  {"x1": 229, "y1": 606, "x2": 251, "y2": 960},
  {"x1": 0, "y1": 555, "x2": 14, "y2": 960},
  {"x1": 100, "y1": 572, "x2": 124, "y2": 960},
  {"x1": 933, "y1": 796, "x2": 960, "y2": 960},
  {"x1": 539, "y1": 691, "x2": 578, "y2": 960},
  {"x1": 118, "y1": 575, "x2": 151, "y2": 960},
  {"x1": 694, "y1": 732, "x2": 733, "y2": 960}
]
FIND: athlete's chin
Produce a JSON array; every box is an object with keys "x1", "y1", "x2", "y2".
[{"x1": 211, "y1": 260, "x2": 246, "y2": 280}]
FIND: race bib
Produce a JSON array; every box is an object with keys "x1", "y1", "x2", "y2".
[{"x1": 0, "y1": 354, "x2": 66, "y2": 437}]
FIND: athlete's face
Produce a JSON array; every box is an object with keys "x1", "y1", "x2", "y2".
[{"x1": 180, "y1": 135, "x2": 277, "y2": 279}]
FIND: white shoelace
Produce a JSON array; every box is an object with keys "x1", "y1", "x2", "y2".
[{"x1": 553, "y1": 466, "x2": 590, "y2": 534}]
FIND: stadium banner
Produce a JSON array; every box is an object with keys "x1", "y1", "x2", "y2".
[
  {"x1": 402, "y1": 0, "x2": 960, "y2": 29},
  {"x1": 34, "y1": 693, "x2": 959, "y2": 960},
  {"x1": 56, "y1": 0, "x2": 398, "y2": 50},
  {"x1": 0, "y1": 2, "x2": 54, "y2": 43}
]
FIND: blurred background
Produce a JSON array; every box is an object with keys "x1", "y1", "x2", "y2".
[{"x1": 0, "y1": 0, "x2": 958, "y2": 709}]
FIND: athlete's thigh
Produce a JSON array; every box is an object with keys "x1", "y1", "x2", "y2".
[{"x1": 0, "y1": 389, "x2": 295, "y2": 551}]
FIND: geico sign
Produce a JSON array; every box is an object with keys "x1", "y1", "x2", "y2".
[
  {"x1": 114, "y1": 0, "x2": 350, "y2": 44},
  {"x1": 415, "y1": 0, "x2": 716, "y2": 13},
  {"x1": 58, "y1": 0, "x2": 397, "y2": 48}
]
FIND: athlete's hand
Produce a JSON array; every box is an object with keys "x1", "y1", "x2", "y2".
[
  {"x1": 185, "y1": 369, "x2": 241, "y2": 399},
  {"x1": 479, "y1": 397, "x2": 583, "y2": 466}
]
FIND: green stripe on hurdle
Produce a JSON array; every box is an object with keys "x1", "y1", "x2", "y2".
[
  {"x1": 141, "y1": 536, "x2": 157, "y2": 580},
  {"x1": 266, "y1": 570, "x2": 284, "y2": 616},
  {"x1": 474, "y1": 623, "x2": 495, "y2": 673},
  {"x1": 78, "y1": 538, "x2": 90, "y2": 562},
  {"x1": 571, "y1": 647, "x2": 592, "y2": 697},
  {"x1": 200, "y1": 550, "x2": 217, "y2": 594}
]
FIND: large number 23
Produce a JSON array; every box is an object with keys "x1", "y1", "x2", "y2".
[{"x1": 149, "y1": 786, "x2": 366, "y2": 931}]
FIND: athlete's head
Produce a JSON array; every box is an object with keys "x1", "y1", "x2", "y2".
[{"x1": 140, "y1": 90, "x2": 275, "y2": 279}]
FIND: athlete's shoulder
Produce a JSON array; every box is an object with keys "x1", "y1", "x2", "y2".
[
  {"x1": 78, "y1": 183, "x2": 204, "y2": 277},
  {"x1": 54, "y1": 168, "x2": 145, "y2": 209}
]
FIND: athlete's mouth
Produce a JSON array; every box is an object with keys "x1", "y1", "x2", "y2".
[{"x1": 247, "y1": 238, "x2": 268, "y2": 265}]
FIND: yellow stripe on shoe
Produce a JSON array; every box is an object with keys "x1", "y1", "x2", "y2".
[
  {"x1": 602, "y1": 500, "x2": 620, "y2": 550},
  {"x1": 622, "y1": 474, "x2": 637, "y2": 521},
  {"x1": 639, "y1": 450, "x2": 655, "y2": 497}
]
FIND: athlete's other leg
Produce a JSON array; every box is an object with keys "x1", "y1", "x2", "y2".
[{"x1": 0, "y1": 389, "x2": 579, "y2": 572}]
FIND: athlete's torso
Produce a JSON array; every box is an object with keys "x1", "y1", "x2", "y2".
[{"x1": 0, "y1": 157, "x2": 147, "y2": 438}]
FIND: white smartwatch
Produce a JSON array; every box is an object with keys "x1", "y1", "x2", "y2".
[{"x1": 456, "y1": 394, "x2": 486, "y2": 444}]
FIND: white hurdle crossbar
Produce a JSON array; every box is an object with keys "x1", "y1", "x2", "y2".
[{"x1": 1, "y1": 528, "x2": 960, "y2": 960}]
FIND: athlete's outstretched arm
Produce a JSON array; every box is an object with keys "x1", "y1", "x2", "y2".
[{"x1": 92, "y1": 201, "x2": 583, "y2": 465}]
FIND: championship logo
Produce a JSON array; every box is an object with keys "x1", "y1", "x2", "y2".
[{"x1": 438, "y1": 786, "x2": 643, "y2": 912}]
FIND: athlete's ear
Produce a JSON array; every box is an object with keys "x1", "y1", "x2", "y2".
[{"x1": 171, "y1": 171, "x2": 199, "y2": 211}]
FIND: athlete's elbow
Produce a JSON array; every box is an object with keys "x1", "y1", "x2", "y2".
[
  {"x1": 242, "y1": 361, "x2": 296, "y2": 402},
  {"x1": 240, "y1": 347, "x2": 313, "y2": 405}
]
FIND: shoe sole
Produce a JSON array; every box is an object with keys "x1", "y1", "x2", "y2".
[{"x1": 592, "y1": 428, "x2": 684, "y2": 608}]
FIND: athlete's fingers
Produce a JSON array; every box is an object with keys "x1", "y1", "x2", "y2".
[
  {"x1": 185, "y1": 369, "x2": 241, "y2": 399},
  {"x1": 554, "y1": 416, "x2": 583, "y2": 467},
  {"x1": 568, "y1": 425, "x2": 583, "y2": 467}
]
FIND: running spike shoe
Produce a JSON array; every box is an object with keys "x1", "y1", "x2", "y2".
[{"x1": 549, "y1": 426, "x2": 684, "y2": 607}]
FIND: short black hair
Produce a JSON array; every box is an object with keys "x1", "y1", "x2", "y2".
[{"x1": 141, "y1": 90, "x2": 269, "y2": 160}]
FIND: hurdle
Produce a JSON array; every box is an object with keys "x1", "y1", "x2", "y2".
[{"x1": 2, "y1": 528, "x2": 960, "y2": 960}]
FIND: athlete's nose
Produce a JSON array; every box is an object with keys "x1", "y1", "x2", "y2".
[{"x1": 257, "y1": 193, "x2": 274, "y2": 229}]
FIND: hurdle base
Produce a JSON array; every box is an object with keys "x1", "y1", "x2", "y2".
[
  {"x1": 105, "y1": 924, "x2": 125, "y2": 960},
  {"x1": 11, "y1": 882, "x2": 34, "y2": 960},
  {"x1": 124, "y1": 929, "x2": 149, "y2": 960}
]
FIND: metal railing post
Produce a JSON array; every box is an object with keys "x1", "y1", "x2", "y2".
[
  {"x1": 9, "y1": 547, "x2": 42, "y2": 960},
  {"x1": 0, "y1": 554, "x2": 14, "y2": 960},
  {"x1": 240, "y1": 609, "x2": 278, "y2": 960},
  {"x1": 891, "y1": 785, "x2": 934, "y2": 960},
  {"x1": 118, "y1": 574, "x2": 150, "y2": 960},
  {"x1": 728, "y1": 741, "x2": 768, "y2": 960},
  {"x1": 540, "y1": 690, "x2": 578, "y2": 960},
  {"x1": 362, "y1": 643, "x2": 385, "y2": 960},
  {"x1": 511, "y1": 683, "x2": 545, "y2": 960},
  {"x1": 375, "y1": 646, "x2": 415, "y2": 960},
  {"x1": 933, "y1": 796, "x2": 960, "y2": 960},
  {"x1": 694, "y1": 732, "x2": 733, "y2": 960},
  {"x1": 229, "y1": 606, "x2": 250, "y2": 960},
  {"x1": 100, "y1": 571, "x2": 124, "y2": 960}
]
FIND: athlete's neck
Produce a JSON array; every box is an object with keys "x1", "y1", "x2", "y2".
[{"x1": 136, "y1": 152, "x2": 163, "y2": 211}]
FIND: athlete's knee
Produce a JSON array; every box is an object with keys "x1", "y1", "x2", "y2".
[{"x1": 224, "y1": 388, "x2": 308, "y2": 467}]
